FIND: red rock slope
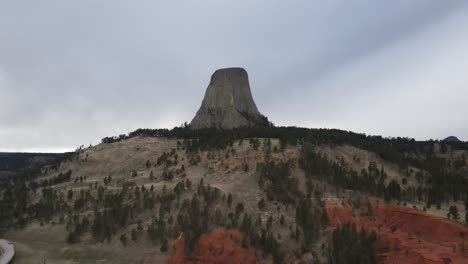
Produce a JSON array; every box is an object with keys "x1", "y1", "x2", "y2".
[
  {"x1": 325, "y1": 198, "x2": 468, "y2": 264},
  {"x1": 168, "y1": 230, "x2": 261, "y2": 264}
]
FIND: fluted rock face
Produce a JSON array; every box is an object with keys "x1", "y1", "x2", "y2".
[{"x1": 190, "y1": 67, "x2": 269, "y2": 129}]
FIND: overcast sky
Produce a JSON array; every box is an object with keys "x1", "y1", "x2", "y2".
[{"x1": 1, "y1": 1, "x2": 468, "y2": 152}]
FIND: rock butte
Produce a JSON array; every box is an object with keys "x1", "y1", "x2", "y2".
[{"x1": 189, "y1": 67, "x2": 269, "y2": 129}]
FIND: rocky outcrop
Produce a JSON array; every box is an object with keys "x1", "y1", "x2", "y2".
[{"x1": 189, "y1": 67, "x2": 269, "y2": 129}]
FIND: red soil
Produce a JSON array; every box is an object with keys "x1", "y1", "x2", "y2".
[
  {"x1": 168, "y1": 230, "x2": 262, "y2": 264},
  {"x1": 325, "y1": 198, "x2": 468, "y2": 264}
]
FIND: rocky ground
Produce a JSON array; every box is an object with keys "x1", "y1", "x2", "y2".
[{"x1": 2, "y1": 136, "x2": 467, "y2": 263}]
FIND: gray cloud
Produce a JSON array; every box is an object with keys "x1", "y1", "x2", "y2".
[{"x1": 1, "y1": 1, "x2": 467, "y2": 152}]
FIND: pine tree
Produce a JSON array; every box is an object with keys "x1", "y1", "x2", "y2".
[
  {"x1": 131, "y1": 228, "x2": 138, "y2": 241},
  {"x1": 258, "y1": 198, "x2": 266, "y2": 210},
  {"x1": 227, "y1": 193, "x2": 232, "y2": 208},
  {"x1": 120, "y1": 234, "x2": 128, "y2": 246}
]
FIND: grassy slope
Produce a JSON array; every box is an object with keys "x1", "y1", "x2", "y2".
[{"x1": 3, "y1": 136, "x2": 467, "y2": 263}]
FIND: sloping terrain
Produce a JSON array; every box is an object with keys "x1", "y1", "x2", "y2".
[
  {"x1": 325, "y1": 198, "x2": 468, "y2": 264},
  {"x1": 168, "y1": 230, "x2": 261, "y2": 264},
  {"x1": 1, "y1": 130, "x2": 467, "y2": 263},
  {"x1": 2, "y1": 137, "x2": 305, "y2": 263}
]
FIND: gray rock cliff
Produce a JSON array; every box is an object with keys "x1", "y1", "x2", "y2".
[{"x1": 190, "y1": 67, "x2": 269, "y2": 129}]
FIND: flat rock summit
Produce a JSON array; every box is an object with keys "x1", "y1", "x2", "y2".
[{"x1": 190, "y1": 67, "x2": 269, "y2": 129}]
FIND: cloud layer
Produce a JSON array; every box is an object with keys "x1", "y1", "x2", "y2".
[{"x1": 1, "y1": 1, "x2": 467, "y2": 152}]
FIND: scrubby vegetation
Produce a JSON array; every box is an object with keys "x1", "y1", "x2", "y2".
[
  {"x1": 101, "y1": 126, "x2": 468, "y2": 207},
  {"x1": 299, "y1": 142, "x2": 468, "y2": 208},
  {"x1": 257, "y1": 160, "x2": 299, "y2": 204},
  {"x1": 299, "y1": 143, "x2": 398, "y2": 201},
  {"x1": 1, "y1": 125, "x2": 467, "y2": 263}
]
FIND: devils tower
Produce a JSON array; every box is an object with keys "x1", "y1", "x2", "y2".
[{"x1": 190, "y1": 67, "x2": 270, "y2": 129}]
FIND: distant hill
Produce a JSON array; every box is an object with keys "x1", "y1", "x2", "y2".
[
  {"x1": 0, "y1": 152, "x2": 68, "y2": 179},
  {"x1": 443, "y1": 136, "x2": 461, "y2": 143}
]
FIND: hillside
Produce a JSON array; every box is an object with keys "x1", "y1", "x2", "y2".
[
  {"x1": 0, "y1": 152, "x2": 67, "y2": 179},
  {"x1": 325, "y1": 198, "x2": 467, "y2": 263},
  {"x1": 1, "y1": 127, "x2": 467, "y2": 263}
]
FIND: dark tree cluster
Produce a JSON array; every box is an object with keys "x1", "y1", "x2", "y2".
[
  {"x1": 298, "y1": 143, "x2": 467, "y2": 207},
  {"x1": 239, "y1": 213, "x2": 283, "y2": 263},
  {"x1": 299, "y1": 144, "x2": 391, "y2": 200},
  {"x1": 66, "y1": 214, "x2": 90, "y2": 244},
  {"x1": 295, "y1": 198, "x2": 328, "y2": 247},
  {"x1": 157, "y1": 149, "x2": 177, "y2": 166},
  {"x1": 257, "y1": 160, "x2": 300, "y2": 204},
  {"x1": 327, "y1": 223, "x2": 379, "y2": 264},
  {"x1": 40, "y1": 169, "x2": 73, "y2": 187},
  {"x1": 0, "y1": 152, "x2": 68, "y2": 178},
  {"x1": 147, "y1": 216, "x2": 169, "y2": 252}
]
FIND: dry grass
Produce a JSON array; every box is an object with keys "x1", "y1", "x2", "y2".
[{"x1": 5, "y1": 136, "x2": 465, "y2": 263}]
